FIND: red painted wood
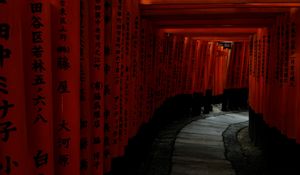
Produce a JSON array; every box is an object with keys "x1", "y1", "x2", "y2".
[
  {"x1": 23, "y1": 1, "x2": 54, "y2": 175},
  {"x1": 0, "y1": 1, "x2": 30, "y2": 174},
  {"x1": 50, "y1": 0, "x2": 81, "y2": 174}
]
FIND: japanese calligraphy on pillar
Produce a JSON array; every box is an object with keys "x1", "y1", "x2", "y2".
[
  {"x1": 254, "y1": 34, "x2": 259, "y2": 80},
  {"x1": 289, "y1": 12, "x2": 296, "y2": 87},
  {"x1": 120, "y1": 1, "x2": 126, "y2": 157},
  {"x1": 241, "y1": 42, "x2": 248, "y2": 88},
  {"x1": 257, "y1": 36, "x2": 261, "y2": 80},
  {"x1": 278, "y1": 16, "x2": 287, "y2": 85},
  {"x1": 130, "y1": 4, "x2": 140, "y2": 137},
  {"x1": 283, "y1": 9, "x2": 297, "y2": 140},
  {"x1": 26, "y1": 1, "x2": 54, "y2": 175},
  {"x1": 79, "y1": 0, "x2": 92, "y2": 174},
  {"x1": 51, "y1": 0, "x2": 80, "y2": 174},
  {"x1": 122, "y1": 1, "x2": 131, "y2": 149},
  {"x1": 127, "y1": 3, "x2": 136, "y2": 138},
  {"x1": 275, "y1": 17, "x2": 282, "y2": 83},
  {"x1": 112, "y1": 0, "x2": 123, "y2": 158},
  {"x1": 262, "y1": 34, "x2": 266, "y2": 79},
  {"x1": 139, "y1": 21, "x2": 146, "y2": 118},
  {"x1": 118, "y1": 0, "x2": 129, "y2": 156},
  {"x1": 249, "y1": 36, "x2": 253, "y2": 76},
  {"x1": 103, "y1": 0, "x2": 113, "y2": 172},
  {"x1": 89, "y1": 0, "x2": 104, "y2": 174},
  {"x1": 265, "y1": 33, "x2": 271, "y2": 83},
  {"x1": 283, "y1": 15, "x2": 290, "y2": 84},
  {"x1": 0, "y1": 0, "x2": 29, "y2": 174},
  {"x1": 144, "y1": 20, "x2": 155, "y2": 122}
]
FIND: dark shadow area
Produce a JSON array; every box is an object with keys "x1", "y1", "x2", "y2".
[
  {"x1": 107, "y1": 94, "x2": 198, "y2": 175},
  {"x1": 107, "y1": 90, "x2": 251, "y2": 175},
  {"x1": 222, "y1": 88, "x2": 248, "y2": 111},
  {"x1": 224, "y1": 108, "x2": 300, "y2": 175},
  {"x1": 248, "y1": 108, "x2": 300, "y2": 175}
]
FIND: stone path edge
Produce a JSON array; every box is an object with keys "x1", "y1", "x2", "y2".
[{"x1": 222, "y1": 121, "x2": 249, "y2": 175}]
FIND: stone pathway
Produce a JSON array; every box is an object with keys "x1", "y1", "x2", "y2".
[{"x1": 171, "y1": 110, "x2": 248, "y2": 175}]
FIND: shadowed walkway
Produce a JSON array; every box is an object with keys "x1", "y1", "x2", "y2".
[{"x1": 171, "y1": 108, "x2": 248, "y2": 175}]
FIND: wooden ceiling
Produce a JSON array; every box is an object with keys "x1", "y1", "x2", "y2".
[{"x1": 140, "y1": 0, "x2": 300, "y2": 40}]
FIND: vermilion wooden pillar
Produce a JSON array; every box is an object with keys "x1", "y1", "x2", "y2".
[
  {"x1": 23, "y1": 1, "x2": 54, "y2": 175},
  {"x1": 284, "y1": 9, "x2": 297, "y2": 139},
  {"x1": 79, "y1": 1, "x2": 92, "y2": 175},
  {"x1": 131, "y1": 0, "x2": 141, "y2": 137},
  {"x1": 294, "y1": 9, "x2": 300, "y2": 143},
  {"x1": 104, "y1": 0, "x2": 122, "y2": 172},
  {"x1": 50, "y1": 0, "x2": 81, "y2": 174},
  {"x1": 0, "y1": 1, "x2": 29, "y2": 174},
  {"x1": 89, "y1": 0, "x2": 105, "y2": 174},
  {"x1": 263, "y1": 26, "x2": 273, "y2": 126},
  {"x1": 280, "y1": 14, "x2": 290, "y2": 135},
  {"x1": 121, "y1": 0, "x2": 133, "y2": 153}
]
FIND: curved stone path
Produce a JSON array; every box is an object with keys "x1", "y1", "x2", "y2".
[{"x1": 171, "y1": 111, "x2": 248, "y2": 175}]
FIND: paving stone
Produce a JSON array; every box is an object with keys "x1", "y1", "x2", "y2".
[{"x1": 171, "y1": 108, "x2": 249, "y2": 175}]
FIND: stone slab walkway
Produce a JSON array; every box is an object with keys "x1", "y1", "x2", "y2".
[{"x1": 171, "y1": 110, "x2": 248, "y2": 175}]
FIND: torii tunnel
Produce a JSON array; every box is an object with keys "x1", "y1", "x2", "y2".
[{"x1": 1, "y1": 0, "x2": 300, "y2": 175}]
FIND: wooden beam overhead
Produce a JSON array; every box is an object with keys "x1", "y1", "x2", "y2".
[
  {"x1": 186, "y1": 33, "x2": 252, "y2": 37},
  {"x1": 140, "y1": 0, "x2": 300, "y2": 5},
  {"x1": 140, "y1": 1, "x2": 299, "y2": 31},
  {"x1": 161, "y1": 28, "x2": 258, "y2": 34},
  {"x1": 153, "y1": 18, "x2": 275, "y2": 28},
  {"x1": 192, "y1": 36, "x2": 250, "y2": 41},
  {"x1": 141, "y1": 7, "x2": 287, "y2": 17},
  {"x1": 141, "y1": 4, "x2": 294, "y2": 10},
  {"x1": 143, "y1": 13, "x2": 281, "y2": 21}
]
